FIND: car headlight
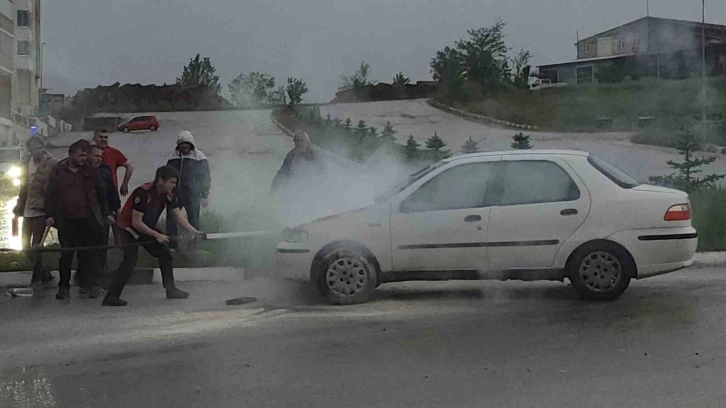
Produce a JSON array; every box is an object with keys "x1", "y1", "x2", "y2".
[
  {"x1": 7, "y1": 166, "x2": 21, "y2": 179},
  {"x1": 11, "y1": 178, "x2": 21, "y2": 187},
  {"x1": 282, "y1": 227, "x2": 309, "y2": 243}
]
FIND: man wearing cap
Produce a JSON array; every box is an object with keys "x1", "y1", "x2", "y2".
[{"x1": 165, "y1": 130, "x2": 211, "y2": 237}]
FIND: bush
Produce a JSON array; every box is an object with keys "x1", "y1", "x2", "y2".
[{"x1": 691, "y1": 189, "x2": 726, "y2": 251}]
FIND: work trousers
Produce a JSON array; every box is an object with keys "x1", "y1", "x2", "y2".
[
  {"x1": 107, "y1": 230, "x2": 176, "y2": 299},
  {"x1": 58, "y1": 218, "x2": 103, "y2": 289}
]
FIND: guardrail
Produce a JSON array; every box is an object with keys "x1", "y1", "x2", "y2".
[{"x1": 427, "y1": 99, "x2": 539, "y2": 130}]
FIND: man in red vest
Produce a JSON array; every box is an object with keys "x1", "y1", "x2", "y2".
[{"x1": 103, "y1": 165, "x2": 203, "y2": 307}]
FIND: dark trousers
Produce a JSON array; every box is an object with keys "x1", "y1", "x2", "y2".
[
  {"x1": 166, "y1": 194, "x2": 201, "y2": 237},
  {"x1": 58, "y1": 218, "x2": 102, "y2": 289},
  {"x1": 21, "y1": 216, "x2": 47, "y2": 282},
  {"x1": 107, "y1": 230, "x2": 175, "y2": 299},
  {"x1": 77, "y1": 226, "x2": 110, "y2": 288}
]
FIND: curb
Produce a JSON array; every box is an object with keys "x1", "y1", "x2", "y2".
[
  {"x1": 692, "y1": 252, "x2": 726, "y2": 267},
  {"x1": 270, "y1": 112, "x2": 368, "y2": 172},
  {"x1": 427, "y1": 99, "x2": 539, "y2": 130}
]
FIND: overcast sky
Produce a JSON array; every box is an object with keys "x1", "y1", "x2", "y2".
[{"x1": 42, "y1": 0, "x2": 726, "y2": 102}]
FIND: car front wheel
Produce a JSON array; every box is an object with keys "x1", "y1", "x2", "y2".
[
  {"x1": 315, "y1": 246, "x2": 377, "y2": 305},
  {"x1": 568, "y1": 242, "x2": 633, "y2": 301},
  {"x1": 122, "y1": 127, "x2": 130, "y2": 133}
]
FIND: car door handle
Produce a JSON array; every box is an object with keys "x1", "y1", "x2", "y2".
[
  {"x1": 464, "y1": 215, "x2": 482, "y2": 222},
  {"x1": 560, "y1": 209, "x2": 578, "y2": 216}
]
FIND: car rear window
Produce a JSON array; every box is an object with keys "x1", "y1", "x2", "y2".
[{"x1": 588, "y1": 155, "x2": 640, "y2": 189}]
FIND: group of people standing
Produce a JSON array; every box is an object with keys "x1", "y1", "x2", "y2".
[{"x1": 15, "y1": 128, "x2": 212, "y2": 307}]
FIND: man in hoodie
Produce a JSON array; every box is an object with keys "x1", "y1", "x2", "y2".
[
  {"x1": 14, "y1": 137, "x2": 56, "y2": 289},
  {"x1": 45, "y1": 139, "x2": 111, "y2": 300},
  {"x1": 166, "y1": 131, "x2": 211, "y2": 238}
]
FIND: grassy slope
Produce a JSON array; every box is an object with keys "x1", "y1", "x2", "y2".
[{"x1": 448, "y1": 78, "x2": 726, "y2": 134}]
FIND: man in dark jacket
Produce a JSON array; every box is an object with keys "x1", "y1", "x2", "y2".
[
  {"x1": 84, "y1": 145, "x2": 121, "y2": 289},
  {"x1": 271, "y1": 131, "x2": 326, "y2": 194},
  {"x1": 166, "y1": 131, "x2": 211, "y2": 237},
  {"x1": 14, "y1": 137, "x2": 56, "y2": 289},
  {"x1": 46, "y1": 139, "x2": 112, "y2": 300}
]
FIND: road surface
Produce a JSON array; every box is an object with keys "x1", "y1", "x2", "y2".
[{"x1": 1, "y1": 267, "x2": 725, "y2": 407}]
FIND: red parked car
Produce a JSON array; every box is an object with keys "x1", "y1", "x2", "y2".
[{"x1": 117, "y1": 115, "x2": 160, "y2": 133}]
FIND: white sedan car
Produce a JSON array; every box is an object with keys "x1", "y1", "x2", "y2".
[{"x1": 276, "y1": 150, "x2": 697, "y2": 305}]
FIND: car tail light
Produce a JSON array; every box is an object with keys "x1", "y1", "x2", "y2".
[{"x1": 664, "y1": 204, "x2": 691, "y2": 221}]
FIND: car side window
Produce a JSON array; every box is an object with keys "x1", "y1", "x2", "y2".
[
  {"x1": 400, "y1": 162, "x2": 494, "y2": 213},
  {"x1": 499, "y1": 160, "x2": 580, "y2": 206}
]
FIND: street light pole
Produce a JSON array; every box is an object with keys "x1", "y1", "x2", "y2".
[{"x1": 702, "y1": 0, "x2": 707, "y2": 146}]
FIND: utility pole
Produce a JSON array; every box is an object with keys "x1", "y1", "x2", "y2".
[
  {"x1": 646, "y1": 0, "x2": 649, "y2": 17},
  {"x1": 702, "y1": 0, "x2": 707, "y2": 145}
]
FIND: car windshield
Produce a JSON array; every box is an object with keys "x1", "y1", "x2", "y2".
[
  {"x1": 588, "y1": 154, "x2": 640, "y2": 189},
  {"x1": 0, "y1": 150, "x2": 21, "y2": 163},
  {"x1": 373, "y1": 161, "x2": 447, "y2": 203}
]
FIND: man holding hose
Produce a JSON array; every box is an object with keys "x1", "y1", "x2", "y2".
[{"x1": 104, "y1": 165, "x2": 204, "y2": 307}]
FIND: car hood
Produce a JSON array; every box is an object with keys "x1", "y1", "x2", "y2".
[{"x1": 292, "y1": 203, "x2": 390, "y2": 240}]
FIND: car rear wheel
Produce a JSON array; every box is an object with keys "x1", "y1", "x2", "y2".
[
  {"x1": 122, "y1": 127, "x2": 130, "y2": 133},
  {"x1": 150, "y1": 125, "x2": 158, "y2": 131},
  {"x1": 567, "y1": 242, "x2": 633, "y2": 301},
  {"x1": 314, "y1": 246, "x2": 377, "y2": 305}
]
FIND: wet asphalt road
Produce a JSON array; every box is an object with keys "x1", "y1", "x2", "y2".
[{"x1": 2, "y1": 267, "x2": 726, "y2": 408}]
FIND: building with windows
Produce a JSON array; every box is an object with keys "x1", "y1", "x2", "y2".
[
  {"x1": 537, "y1": 17, "x2": 726, "y2": 85},
  {"x1": 0, "y1": 0, "x2": 41, "y2": 146}
]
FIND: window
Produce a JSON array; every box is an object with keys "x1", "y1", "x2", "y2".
[
  {"x1": 400, "y1": 162, "x2": 494, "y2": 213},
  {"x1": 618, "y1": 40, "x2": 626, "y2": 49},
  {"x1": 499, "y1": 161, "x2": 580, "y2": 206},
  {"x1": 583, "y1": 44, "x2": 591, "y2": 53},
  {"x1": 588, "y1": 155, "x2": 640, "y2": 189},
  {"x1": 16, "y1": 10, "x2": 29, "y2": 27},
  {"x1": 17, "y1": 40, "x2": 30, "y2": 56}
]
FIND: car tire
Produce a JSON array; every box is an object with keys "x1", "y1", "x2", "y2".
[
  {"x1": 314, "y1": 246, "x2": 377, "y2": 305},
  {"x1": 150, "y1": 125, "x2": 158, "y2": 131},
  {"x1": 567, "y1": 242, "x2": 634, "y2": 301},
  {"x1": 122, "y1": 127, "x2": 130, "y2": 133}
]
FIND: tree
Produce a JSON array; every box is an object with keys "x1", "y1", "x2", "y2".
[
  {"x1": 334, "y1": 117, "x2": 342, "y2": 128},
  {"x1": 511, "y1": 50, "x2": 532, "y2": 89},
  {"x1": 339, "y1": 61, "x2": 377, "y2": 91},
  {"x1": 648, "y1": 130, "x2": 726, "y2": 192},
  {"x1": 268, "y1": 85, "x2": 287, "y2": 105},
  {"x1": 176, "y1": 54, "x2": 221, "y2": 95},
  {"x1": 369, "y1": 127, "x2": 378, "y2": 137},
  {"x1": 426, "y1": 132, "x2": 451, "y2": 160},
  {"x1": 325, "y1": 113, "x2": 333, "y2": 125},
  {"x1": 381, "y1": 121, "x2": 397, "y2": 142},
  {"x1": 392, "y1": 72, "x2": 411, "y2": 86},
  {"x1": 404, "y1": 135, "x2": 420, "y2": 160},
  {"x1": 426, "y1": 132, "x2": 446, "y2": 150},
  {"x1": 430, "y1": 46, "x2": 466, "y2": 96},
  {"x1": 285, "y1": 77, "x2": 308, "y2": 106},
  {"x1": 344, "y1": 118, "x2": 352, "y2": 130},
  {"x1": 461, "y1": 136, "x2": 482, "y2": 153},
  {"x1": 356, "y1": 120, "x2": 368, "y2": 136},
  {"x1": 228, "y1": 71, "x2": 276, "y2": 107},
  {"x1": 511, "y1": 132, "x2": 533, "y2": 149}
]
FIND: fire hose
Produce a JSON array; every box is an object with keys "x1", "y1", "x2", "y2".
[{"x1": 0, "y1": 230, "x2": 275, "y2": 254}]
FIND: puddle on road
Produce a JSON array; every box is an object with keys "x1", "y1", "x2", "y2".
[{"x1": 0, "y1": 368, "x2": 57, "y2": 407}]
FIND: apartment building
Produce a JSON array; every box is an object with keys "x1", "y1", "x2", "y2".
[{"x1": 0, "y1": 0, "x2": 41, "y2": 146}]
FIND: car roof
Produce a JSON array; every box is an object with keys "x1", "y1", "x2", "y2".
[{"x1": 447, "y1": 149, "x2": 590, "y2": 162}]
